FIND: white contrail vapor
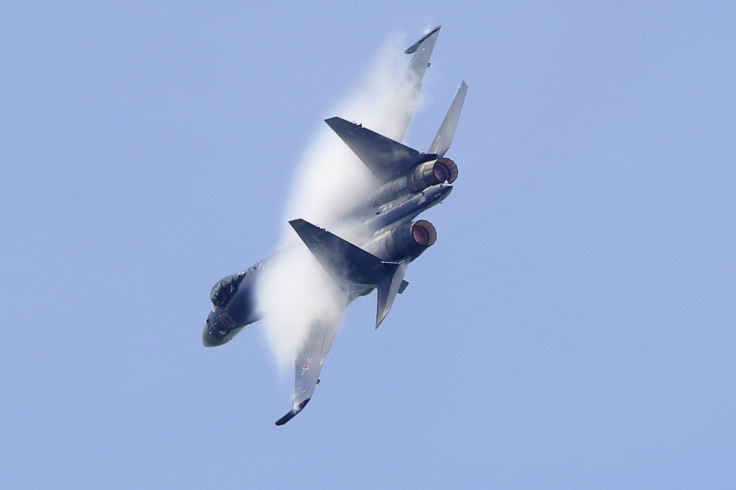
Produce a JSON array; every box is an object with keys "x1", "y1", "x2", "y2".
[{"x1": 258, "y1": 33, "x2": 427, "y2": 372}]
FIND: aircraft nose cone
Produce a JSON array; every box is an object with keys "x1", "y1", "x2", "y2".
[{"x1": 202, "y1": 322, "x2": 223, "y2": 347}]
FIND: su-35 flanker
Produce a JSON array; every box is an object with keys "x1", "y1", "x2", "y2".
[{"x1": 202, "y1": 26, "x2": 467, "y2": 425}]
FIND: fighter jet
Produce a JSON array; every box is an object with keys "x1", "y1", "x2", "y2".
[{"x1": 202, "y1": 26, "x2": 467, "y2": 425}]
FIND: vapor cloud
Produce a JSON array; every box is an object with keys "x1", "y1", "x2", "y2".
[{"x1": 257, "y1": 33, "x2": 426, "y2": 372}]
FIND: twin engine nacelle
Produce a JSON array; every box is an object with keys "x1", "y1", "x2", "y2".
[
  {"x1": 409, "y1": 157, "x2": 458, "y2": 192},
  {"x1": 368, "y1": 219, "x2": 438, "y2": 262},
  {"x1": 371, "y1": 158, "x2": 458, "y2": 205}
]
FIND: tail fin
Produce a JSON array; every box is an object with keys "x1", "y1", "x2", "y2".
[
  {"x1": 289, "y1": 219, "x2": 408, "y2": 328},
  {"x1": 375, "y1": 261, "x2": 409, "y2": 328},
  {"x1": 428, "y1": 81, "x2": 468, "y2": 157}
]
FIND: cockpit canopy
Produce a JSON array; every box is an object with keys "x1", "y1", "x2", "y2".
[{"x1": 210, "y1": 272, "x2": 245, "y2": 307}]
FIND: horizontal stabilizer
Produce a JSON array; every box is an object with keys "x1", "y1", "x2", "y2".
[
  {"x1": 290, "y1": 219, "x2": 409, "y2": 327},
  {"x1": 289, "y1": 219, "x2": 390, "y2": 286},
  {"x1": 325, "y1": 117, "x2": 436, "y2": 179},
  {"x1": 428, "y1": 81, "x2": 468, "y2": 157}
]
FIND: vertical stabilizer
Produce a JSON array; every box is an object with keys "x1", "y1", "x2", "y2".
[
  {"x1": 375, "y1": 261, "x2": 409, "y2": 328},
  {"x1": 428, "y1": 81, "x2": 468, "y2": 157}
]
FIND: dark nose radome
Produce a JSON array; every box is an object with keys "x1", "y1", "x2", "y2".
[{"x1": 202, "y1": 323, "x2": 224, "y2": 347}]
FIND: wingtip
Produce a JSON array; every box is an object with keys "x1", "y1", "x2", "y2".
[
  {"x1": 275, "y1": 411, "x2": 296, "y2": 426},
  {"x1": 404, "y1": 25, "x2": 442, "y2": 54},
  {"x1": 288, "y1": 218, "x2": 305, "y2": 229},
  {"x1": 325, "y1": 116, "x2": 361, "y2": 137},
  {"x1": 275, "y1": 398, "x2": 311, "y2": 426}
]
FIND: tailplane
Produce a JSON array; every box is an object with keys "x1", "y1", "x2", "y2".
[{"x1": 289, "y1": 219, "x2": 408, "y2": 328}]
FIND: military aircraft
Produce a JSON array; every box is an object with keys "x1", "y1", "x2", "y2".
[{"x1": 202, "y1": 26, "x2": 467, "y2": 425}]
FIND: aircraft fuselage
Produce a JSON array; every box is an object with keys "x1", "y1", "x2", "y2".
[{"x1": 202, "y1": 180, "x2": 452, "y2": 348}]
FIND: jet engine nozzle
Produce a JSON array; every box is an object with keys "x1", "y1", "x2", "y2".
[
  {"x1": 410, "y1": 219, "x2": 437, "y2": 247},
  {"x1": 368, "y1": 220, "x2": 437, "y2": 261},
  {"x1": 436, "y1": 158, "x2": 458, "y2": 184},
  {"x1": 409, "y1": 158, "x2": 458, "y2": 192}
]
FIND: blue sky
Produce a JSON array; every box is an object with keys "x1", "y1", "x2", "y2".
[{"x1": 2, "y1": 2, "x2": 735, "y2": 488}]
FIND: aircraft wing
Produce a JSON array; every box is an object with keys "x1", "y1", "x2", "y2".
[
  {"x1": 393, "y1": 25, "x2": 441, "y2": 142},
  {"x1": 275, "y1": 316, "x2": 343, "y2": 426}
]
